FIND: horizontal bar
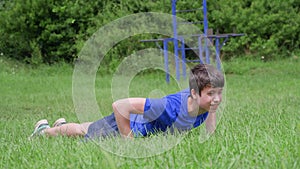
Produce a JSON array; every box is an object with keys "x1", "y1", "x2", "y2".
[
  {"x1": 179, "y1": 47, "x2": 200, "y2": 50},
  {"x1": 176, "y1": 8, "x2": 203, "y2": 13},
  {"x1": 186, "y1": 59, "x2": 202, "y2": 62},
  {"x1": 179, "y1": 33, "x2": 244, "y2": 38},
  {"x1": 140, "y1": 38, "x2": 174, "y2": 43},
  {"x1": 177, "y1": 21, "x2": 203, "y2": 24},
  {"x1": 140, "y1": 33, "x2": 244, "y2": 43},
  {"x1": 140, "y1": 38, "x2": 165, "y2": 42},
  {"x1": 206, "y1": 33, "x2": 245, "y2": 38}
]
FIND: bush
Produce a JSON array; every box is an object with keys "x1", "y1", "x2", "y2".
[
  {"x1": 0, "y1": 0, "x2": 103, "y2": 64},
  {"x1": 0, "y1": 0, "x2": 299, "y2": 67},
  {"x1": 208, "y1": 0, "x2": 300, "y2": 59}
]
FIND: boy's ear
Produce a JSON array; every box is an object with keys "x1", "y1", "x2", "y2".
[{"x1": 190, "y1": 89, "x2": 197, "y2": 99}]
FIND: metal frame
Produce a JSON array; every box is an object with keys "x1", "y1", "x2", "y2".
[{"x1": 141, "y1": 0, "x2": 244, "y2": 83}]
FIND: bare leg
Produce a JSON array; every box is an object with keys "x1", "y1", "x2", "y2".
[{"x1": 44, "y1": 122, "x2": 92, "y2": 137}]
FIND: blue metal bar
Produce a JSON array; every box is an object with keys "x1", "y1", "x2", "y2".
[
  {"x1": 215, "y1": 38, "x2": 221, "y2": 70},
  {"x1": 198, "y1": 36, "x2": 204, "y2": 64},
  {"x1": 172, "y1": 0, "x2": 180, "y2": 80},
  {"x1": 186, "y1": 59, "x2": 202, "y2": 62},
  {"x1": 155, "y1": 41, "x2": 163, "y2": 51},
  {"x1": 203, "y1": 0, "x2": 208, "y2": 35},
  {"x1": 205, "y1": 39, "x2": 210, "y2": 64},
  {"x1": 174, "y1": 40, "x2": 180, "y2": 80},
  {"x1": 180, "y1": 37, "x2": 187, "y2": 79},
  {"x1": 140, "y1": 38, "x2": 165, "y2": 42},
  {"x1": 220, "y1": 36, "x2": 229, "y2": 49},
  {"x1": 203, "y1": 0, "x2": 210, "y2": 64},
  {"x1": 163, "y1": 39, "x2": 170, "y2": 83}
]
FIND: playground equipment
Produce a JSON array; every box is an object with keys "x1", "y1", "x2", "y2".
[{"x1": 141, "y1": 0, "x2": 244, "y2": 83}]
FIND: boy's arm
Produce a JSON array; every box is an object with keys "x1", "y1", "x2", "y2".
[
  {"x1": 205, "y1": 112, "x2": 216, "y2": 134},
  {"x1": 112, "y1": 98, "x2": 146, "y2": 138}
]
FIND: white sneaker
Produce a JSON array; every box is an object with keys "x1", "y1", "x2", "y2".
[
  {"x1": 53, "y1": 118, "x2": 67, "y2": 127},
  {"x1": 29, "y1": 119, "x2": 50, "y2": 139}
]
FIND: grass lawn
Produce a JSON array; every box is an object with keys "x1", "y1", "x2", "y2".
[{"x1": 0, "y1": 57, "x2": 299, "y2": 168}]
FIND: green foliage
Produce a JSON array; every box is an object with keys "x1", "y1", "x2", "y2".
[
  {"x1": 208, "y1": 0, "x2": 300, "y2": 59},
  {"x1": 0, "y1": 0, "x2": 103, "y2": 64},
  {"x1": 0, "y1": 0, "x2": 299, "y2": 68}
]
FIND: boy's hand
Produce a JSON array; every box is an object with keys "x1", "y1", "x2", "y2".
[{"x1": 205, "y1": 112, "x2": 216, "y2": 134}]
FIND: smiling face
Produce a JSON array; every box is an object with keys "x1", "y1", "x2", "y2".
[
  {"x1": 188, "y1": 64, "x2": 224, "y2": 115},
  {"x1": 190, "y1": 86, "x2": 223, "y2": 114}
]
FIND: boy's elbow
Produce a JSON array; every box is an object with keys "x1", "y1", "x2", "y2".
[
  {"x1": 112, "y1": 102, "x2": 116, "y2": 109},
  {"x1": 112, "y1": 101, "x2": 119, "y2": 113}
]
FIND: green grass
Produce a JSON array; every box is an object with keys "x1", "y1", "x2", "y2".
[{"x1": 0, "y1": 57, "x2": 299, "y2": 168}]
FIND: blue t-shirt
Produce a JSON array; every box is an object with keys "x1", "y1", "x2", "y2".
[{"x1": 130, "y1": 89, "x2": 208, "y2": 136}]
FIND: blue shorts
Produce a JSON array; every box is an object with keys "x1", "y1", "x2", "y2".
[{"x1": 84, "y1": 113, "x2": 119, "y2": 139}]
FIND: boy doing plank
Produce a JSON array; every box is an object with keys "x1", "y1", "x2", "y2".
[{"x1": 30, "y1": 64, "x2": 224, "y2": 139}]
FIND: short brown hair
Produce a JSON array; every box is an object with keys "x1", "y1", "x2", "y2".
[{"x1": 189, "y1": 64, "x2": 224, "y2": 95}]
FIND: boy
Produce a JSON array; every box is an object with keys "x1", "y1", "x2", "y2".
[{"x1": 29, "y1": 64, "x2": 224, "y2": 139}]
